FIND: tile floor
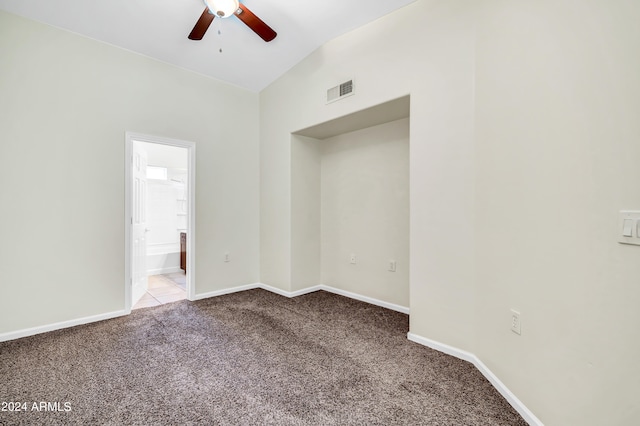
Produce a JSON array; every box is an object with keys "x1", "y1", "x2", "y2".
[{"x1": 133, "y1": 272, "x2": 187, "y2": 310}]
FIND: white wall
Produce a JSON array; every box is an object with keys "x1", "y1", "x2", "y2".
[
  {"x1": 138, "y1": 141, "x2": 189, "y2": 274},
  {"x1": 260, "y1": 0, "x2": 476, "y2": 344},
  {"x1": 146, "y1": 178, "x2": 183, "y2": 274},
  {"x1": 474, "y1": 1, "x2": 640, "y2": 425},
  {"x1": 260, "y1": 1, "x2": 640, "y2": 424},
  {"x1": 2, "y1": 1, "x2": 639, "y2": 424},
  {"x1": 289, "y1": 118, "x2": 410, "y2": 307},
  {"x1": 320, "y1": 118, "x2": 409, "y2": 307},
  {"x1": 143, "y1": 142, "x2": 188, "y2": 171},
  {"x1": 291, "y1": 135, "x2": 321, "y2": 290},
  {"x1": 0, "y1": 10, "x2": 260, "y2": 334},
  {"x1": 147, "y1": 180, "x2": 181, "y2": 248}
]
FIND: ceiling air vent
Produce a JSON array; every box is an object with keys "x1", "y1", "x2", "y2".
[{"x1": 326, "y1": 79, "x2": 355, "y2": 104}]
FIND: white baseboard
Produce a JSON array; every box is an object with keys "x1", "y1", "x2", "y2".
[
  {"x1": 244, "y1": 283, "x2": 409, "y2": 314},
  {"x1": 407, "y1": 332, "x2": 476, "y2": 363},
  {"x1": 2, "y1": 282, "x2": 264, "y2": 341},
  {"x1": 192, "y1": 282, "x2": 409, "y2": 315},
  {"x1": 191, "y1": 283, "x2": 261, "y2": 301},
  {"x1": 147, "y1": 266, "x2": 182, "y2": 275},
  {"x1": 407, "y1": 333, "x2": 543, "y2": 426},
  {"x1": 1, "y1": 283, "x2": 404, "y2": 344},
  {"x1": 0, "y1": 310, "x2": 126, "y2": 343},
  {"x1": 317, "y1": 285, "x2": 409, "y2": 314},
  {"x1": 260, "y1": 283, "x2": 323, "y2": 298},
  {"x1": 192, "y1": 283, "x2": 323, "y2": 301}
]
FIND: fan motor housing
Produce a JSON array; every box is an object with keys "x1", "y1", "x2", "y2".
[{"x1": 204, "y1": 0, "x2": 240, "y2": 18}]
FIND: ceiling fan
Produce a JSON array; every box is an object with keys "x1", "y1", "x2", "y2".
[{"x1": 188, "y1": 0, "x2": 277, "y2": 42}]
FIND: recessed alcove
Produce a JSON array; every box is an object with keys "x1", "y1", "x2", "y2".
[
  {"x1": 290, "y1": 96, "x2": 410, "y2": 309},
  {"x1": 294, "y1": 95, "x2": 410, "y2": 139}
]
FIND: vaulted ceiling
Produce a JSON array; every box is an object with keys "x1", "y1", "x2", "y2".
[{"x1": 0, "y1": 0, "x2": 417, "y2": 92}]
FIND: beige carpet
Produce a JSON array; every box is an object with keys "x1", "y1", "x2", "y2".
[{"x1": 0, "y1": 289, "x2": 527, "y2": 425}]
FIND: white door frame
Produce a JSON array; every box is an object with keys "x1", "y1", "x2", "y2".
[{"x1": 124, "y1": 132, "x2": 196, "y2": 313}]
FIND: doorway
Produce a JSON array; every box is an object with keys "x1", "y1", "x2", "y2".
[{"x1": 125, "y1": 132, "x2": 196, "y2": 313}]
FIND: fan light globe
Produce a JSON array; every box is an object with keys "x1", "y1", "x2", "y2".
[{"x1": 204, "y1": 0, "x2": 240, "y2": 18}]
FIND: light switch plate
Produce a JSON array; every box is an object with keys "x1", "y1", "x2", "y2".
[
  {"x1": 510, "y1": 309, "x2": 521, "y2": 335},
  {"x1": 618, "y1": 211, "x2": 640, "y2": 246}
]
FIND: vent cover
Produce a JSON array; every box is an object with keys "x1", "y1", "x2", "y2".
[{"x1": 326, "y1": 79, "x2": 355, "y2": 104}]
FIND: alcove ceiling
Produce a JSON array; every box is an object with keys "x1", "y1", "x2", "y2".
[
  {"x1": 0, "y1": 0, "x2": 416, "y2": 92},
  {"x1": 294, "y1": 96, "x2": 410, "y2": 140}
]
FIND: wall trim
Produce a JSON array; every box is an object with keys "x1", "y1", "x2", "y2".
[
  {"x1": 407, "y1": 333, "x2": 543, "y2": 426},
  {"x1": 246, "y1": 283, "x2": 409, "y2": 314},
  {"x1": 192, "y1": 282, "x2": 409, "y2": 314},
  {"x1": 260, "y1": 283, "x2": 323, "y2": 298},
  {"x1": 147, "y1": 266, "x2": 182, "y2": 276},
  {"x1": 317, "y1": 285, "x2": 409, "y2": 314},
  {"x1": 191, "y1": 283, "x2": 261, "y2": 301},
  {"x1": 0, "y1": 310, "x2": 126, "y2": 343},
  {"x1": 2, "y1": 283, "x2": 402, "y2": 342}
]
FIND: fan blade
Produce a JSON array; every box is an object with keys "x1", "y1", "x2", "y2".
[
  {"x1": 235, "y1": 3, "x2": 277, "y2": 42},
  {"x1": 188, "y1": 8, "x2": 215, "y2": 40}
]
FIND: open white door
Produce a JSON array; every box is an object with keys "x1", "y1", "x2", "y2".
[
  {"x1": 132, "y1": 143, "x2": 148, "y2": 306},
  {"x1": 126, "y1": 132, "x2": 196, "y2": 312}
]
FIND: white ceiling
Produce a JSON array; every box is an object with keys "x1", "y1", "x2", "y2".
[{"x1": 0, "y1": 0, "x2": 416, "y2": 92}]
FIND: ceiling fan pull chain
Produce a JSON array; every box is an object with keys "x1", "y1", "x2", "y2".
[{"x1": 215, "y1": 20, "x2": 223, "y2": 53}]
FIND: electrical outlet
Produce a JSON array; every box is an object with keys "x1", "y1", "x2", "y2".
[
  {"x1": 510, "y1": 309, "x2": 521, "y2": 335},
  {"x1": 389, "y1": 260, "x2": 396, "y2": 272},
  {"x1": 350, "y1": 254, "x2": 356, "y2": 264},
  {"x1": 224, "y1": 252, "x2": 230, "y2": 262}
]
